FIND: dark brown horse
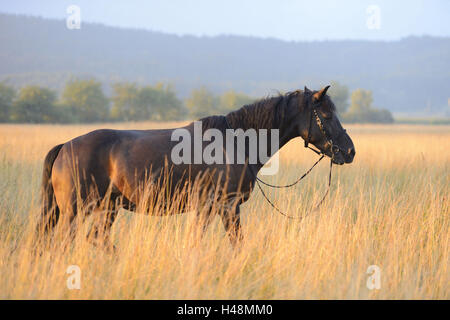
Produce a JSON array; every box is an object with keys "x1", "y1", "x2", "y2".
[{"x1": 37, "y1": 86, "x2": 355, "y2": 249}]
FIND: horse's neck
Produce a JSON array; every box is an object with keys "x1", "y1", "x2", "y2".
[{"x1": 226, "y1": 93, "x2": 304, "y2": 168}]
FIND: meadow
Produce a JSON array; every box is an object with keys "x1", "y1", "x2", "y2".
[{"x1": 0, "y1": 122, "x2": 448, "y2": 299}]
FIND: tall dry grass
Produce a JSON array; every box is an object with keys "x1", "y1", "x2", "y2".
[{"x1": 0, "y1": 123, "x2": 448, "y2": 299}]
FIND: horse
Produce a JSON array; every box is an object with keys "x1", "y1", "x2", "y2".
[{"x1": 36, "y1": 85, "x2": 355, "y2": 250}]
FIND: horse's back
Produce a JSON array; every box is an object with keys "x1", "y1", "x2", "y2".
[{"x1": 51, "y1": 128, "x2": 178, "y2": 203}]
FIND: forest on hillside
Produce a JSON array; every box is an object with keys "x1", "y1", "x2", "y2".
[{"x1": 0, "y1": 13, "x2": 449, "y2": 116}]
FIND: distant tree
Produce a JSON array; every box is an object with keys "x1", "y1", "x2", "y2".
[
  {"x1": 0, "y1": 83, "x2": 16, "y2": 122},
  {"x1": 51, "y1": 102, "x2": 78, "y2": 123},
  {"x1": 61, "y1": 79, "x2": 109, "y2": 122},
  {"x1": 154, "y1": 83, "x2": 185, "y2": 120},
  {"x1": 185, "y1": 86, "x2": 218, "y2": 118},
  {"x1": 111, "y1": 82, "x2": 185, "y2": 121},
  {"x1": 139, "y1": 83, "x2": 185, "y2": 121},
  {"x1": 110, "y1": 82, "x2": 140, "y2": 121},
  {"x1": 10, "y1": 86, "x2": 56, "y2": 123},
  {"x1": 328, "y1": 81, "x2": 349, "y2": 115},
  {"x1": 343, "y1": 88, "x2": 393, "y2": 123},
  {"x1": 218, "y1": 90, "x2": 254, "y2": 114},
  {"x1": 349, "y1": 88, "x2": 373, "y2": 113},
  {"x1": 368, "y1": 108, "x2": 394, "y2": 123},
  {"x1": 136, "y1": 86, "x2": 160, "y2": 120}
]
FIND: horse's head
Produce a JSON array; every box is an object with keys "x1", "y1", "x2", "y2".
[{"x1": 301, "y1": 85, "x2": 355, "y2": 165}]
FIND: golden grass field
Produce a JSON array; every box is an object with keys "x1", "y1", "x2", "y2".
[{"x1": 0, "y1": 122, "x2": 448, "y2": 299}]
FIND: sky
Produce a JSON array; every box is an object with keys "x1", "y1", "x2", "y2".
[{"x1": 1, "y1": 0, "x2": 449, "y2": 41}]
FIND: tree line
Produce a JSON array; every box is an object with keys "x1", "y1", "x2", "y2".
[
  {"x1": 0, "y1": 79, "x2": 393, "y2": 123},
  {"x1": 328, "y1": 81, "x2": 394, "y2": 123},
  {"x1": 0, "y1": 79, "x2": 186, "y2": 123}
]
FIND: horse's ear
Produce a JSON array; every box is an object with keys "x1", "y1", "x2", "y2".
[
  {"x1": 304, "y1": 86, "x2": 312, "y2": 94},
  {"x1": 313, "y1": 85, "x2": 330, "y2": 102}
]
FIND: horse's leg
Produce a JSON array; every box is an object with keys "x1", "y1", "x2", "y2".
[
  {"x1": 87, "y1": 196, "x2": 119, "y2": 253},
  {"x1": 57, "y1": 200, "x2": 80, "y2": 252},
  {"x1": 220, "y1": 203, "x2": 243, "y2": 247},
  {"x1": 195, "y1": 205, "x2": 215, "y2": 239},
  {"x1": 53, "y1": 168, "x2": 92, "y2": 250}
]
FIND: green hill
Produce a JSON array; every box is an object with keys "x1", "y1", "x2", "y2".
[{"x1": 0, "y1": 13, "x2": 449, "y2": 114}]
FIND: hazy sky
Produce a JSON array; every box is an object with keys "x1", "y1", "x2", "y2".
[{"x1": 1, "y1": 0, "x2": 449, "y2": 41}]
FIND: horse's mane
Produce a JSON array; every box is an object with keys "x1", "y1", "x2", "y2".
[
  {"x1": 225, "y1": 90, "x2": 305, "y2": 130},
  {"x1": 197, "y1": 90, "x2": 310, "y2": 131}
]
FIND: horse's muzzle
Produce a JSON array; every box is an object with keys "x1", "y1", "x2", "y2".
[
  {"x1": 331, "y1": 146, "x2": 355, "y2": 165},
  {"x1": 345, "y1": 147, "x2": 355, "y2": 163}
]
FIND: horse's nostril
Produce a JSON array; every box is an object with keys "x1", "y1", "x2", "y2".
[{"x1": 348, "y1": 147, "x2": 355, "y2": 157}]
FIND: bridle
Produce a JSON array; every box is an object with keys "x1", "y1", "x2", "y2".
[
  {"x1": 223, "y1": 94, "x2": 346, "y2": 220},
  {"x1": 305, "y1": 101, "x2": 346, "y2": 159}
]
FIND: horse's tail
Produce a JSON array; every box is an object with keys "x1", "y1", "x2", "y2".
[{"x1": 36, "y1": 143, "x2": 64, "y2": 238}]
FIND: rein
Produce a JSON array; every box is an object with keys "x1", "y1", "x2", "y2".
[
  {"x1": 223, "y1": 98, "x2": 339, "y2": 220},
  {"x1": 250, "y1": 156, "x2": 332, "y2": 220}
]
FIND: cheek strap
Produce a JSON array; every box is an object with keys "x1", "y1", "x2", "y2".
[
  {"x1": 304, "y1": 105, "x2": 322, "y2": 155},
  {"x1": 305, "y1": 105, "x2": 344, "y2": 157}
]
